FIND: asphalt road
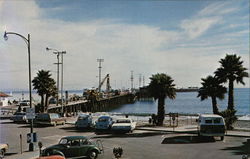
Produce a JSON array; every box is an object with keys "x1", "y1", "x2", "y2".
[{"x1": 0, "y1": 119, "x2": 248, "y2": 159}]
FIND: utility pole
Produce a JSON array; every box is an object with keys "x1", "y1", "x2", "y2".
[
  {"x1": 54, "y1": 54, "x2": 61, "y2": 106},
  {"x1": 139, "y1": 74, "x2": 142, "y2": 88},
  {"x1": 61, "y1": 51, "x2": 66, "y2": 115},
  {"x1": 46, "y1": 47, "x2": 66, "y2": 116},
  {"x1": 97, "y1": 59, "x2": 104, "y2": 93},
  {"x1": 143, "y1": 76, "x2": 145, "y2": 87},
  {"x1": 130, "y1": 71, "x2": 134, "y2": 91}
]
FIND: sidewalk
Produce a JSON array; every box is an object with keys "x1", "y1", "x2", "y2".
[{"x1": 136, "y1": 125, "x2": 250, "y2": 137}]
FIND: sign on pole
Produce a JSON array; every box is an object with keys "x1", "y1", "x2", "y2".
[{"x1": 26, "y1": 108, "x2": 35, "y2": 119}]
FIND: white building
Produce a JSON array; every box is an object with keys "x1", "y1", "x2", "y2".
[{"x1": 0, "y1": 92, "x2": 11, "y2": 107}]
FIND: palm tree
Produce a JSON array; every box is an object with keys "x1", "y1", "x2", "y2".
[
  {"x1": 197, "y1": 75, "x2": 227, "y2": 114},
  {"x1": 32, "y1": 70, "x2": 57, "y2": 112},
  {"x1": 215, "y1": 54, "x2": 249, "y2": 111},
  {"x1": 148, "y1": 73, "x2": 176, "y2": 126}
]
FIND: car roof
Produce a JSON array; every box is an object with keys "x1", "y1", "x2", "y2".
[
  {"x1": 116, "y1": 118, "x2": 131, "y2": 120},
  {"x1": 98, "y1": 115, "x2": 111, "y2": 119},
  {"x1": 78, "y1": 114, "x2": 90, "y2": 117},
  {"x1": 199, "y1": 114, "x2": 222, "y2": 118},
  {"x1": 61, "y1": 136, "x2": 87, "y2": 140}
]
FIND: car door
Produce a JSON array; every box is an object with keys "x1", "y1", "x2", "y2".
[
  {"x1": 64, "y1": 140, "x2": 81, "y2": 158},
  {"x1": 78, "y1": 139, "x2": 90, "y2": 157}
]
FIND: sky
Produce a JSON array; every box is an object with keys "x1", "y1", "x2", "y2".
[{"x1": 0, "y1": 0, "x2": 249, "y2": 91}]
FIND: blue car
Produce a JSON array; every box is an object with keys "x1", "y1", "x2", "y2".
[
  {"x1": 75, "y1": 114, "x2": 93, "y2": 129},
  {"x1": 95, "y1": 115, "x2": 114, "y2": 131}
]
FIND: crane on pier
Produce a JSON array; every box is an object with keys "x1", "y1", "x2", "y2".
[{"x1": 98, "y1": 74, "x2": 111, "y2": 93}]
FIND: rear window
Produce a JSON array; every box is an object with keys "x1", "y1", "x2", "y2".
[
  {"x1": 50, "y1": 114, "x2": 60, "y2": 119},
  {"x1": 98, "y1": 118, "x2": 108, "y2": 122},
  {"x1": 78, "y1": 116, "x2": 88, "y2": 120},
  {"x1": 37, "y1": 114, "x2": 49, "y2": 119},
  {"x1": 116, "y1": 119, "x2": 131, "y2": 123},
  {"x1": 205, "y1": 120, "x2": 212, "y2": 124},
  {"x1": 213, "y1": 118, "x2": 221, "y2": 123},
  {"x1": 15, "y1": 112, "x2": 26, "y2": 115}
]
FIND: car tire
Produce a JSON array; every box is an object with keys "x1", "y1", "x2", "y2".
[
  {"x1": 0, "y1": 149, "x2": 5, "y2": 158},
  {"x1": 88, "y1": 150, "x2": 98, "y2": 159},
  {"x1": 221, "y1": 136, "x2": 224, "y2": 141}
]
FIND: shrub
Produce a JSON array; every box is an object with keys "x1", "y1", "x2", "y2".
[{"x1": 219, "y1": 109, "x2": 237, "y2": 130}]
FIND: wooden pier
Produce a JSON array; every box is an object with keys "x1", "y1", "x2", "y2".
[{"x1": 47, "y1": 93, "x2": 135, "y2": 115}]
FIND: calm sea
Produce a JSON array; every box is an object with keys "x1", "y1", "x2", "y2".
[{"x1": 6, "y1": 88, "x2": 250, "y2": 116}]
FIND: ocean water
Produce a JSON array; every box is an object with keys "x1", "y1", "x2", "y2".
[
  {"x1": 5, "y1": 88, "x2": 250, "y2": 115},
  {"x1": 110, "y1": 88, "x2": 250, "y2": 116}
]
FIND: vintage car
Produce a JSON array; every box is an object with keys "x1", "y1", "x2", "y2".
[
  {"x1": 11, "y1": 112, "x2": 28, "y2": 123},
  {"x1": 35, "y1": 113, "x2": 66, "y2": 126},
  {"x1": 95, "y1": 115, "x2": 114, "y2": 131},
  {"x1": 41, "y1": 136, "x2": 103, "y2": 159},
  {"x1": 111, "y1": 118, "x2": 136, "y2": 133},
  {"x1": 75, "y1": 113, "x2": 93, "y2": 129},
  {"x1": 197, "y1": 114, "x2": 226, "y2": 140},
  {"x1": 0, "y1": 143, "x2": 9, "y2": 158}
]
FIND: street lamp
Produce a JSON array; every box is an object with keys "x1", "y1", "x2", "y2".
[
  {"x1": 46, "y1": 47, "x2": 66, "y2": 116},
  {"x1": 4, "y1": 31, "x2": 34, "y2": 151}
]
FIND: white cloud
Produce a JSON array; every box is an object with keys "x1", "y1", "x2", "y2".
[
  {"x1": 181, "y1": 17, "x2": 221, "y2": 39},
  {"x1": 198, "y1": 2, "x2": 238, "y2": 16},
  {"x1": 0, "y1": 0, "x2": 249, "y2": 91}
]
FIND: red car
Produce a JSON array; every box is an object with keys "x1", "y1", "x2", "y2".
[{"x1": 36, "y1": 155, "x2": 65, "y2": 159}]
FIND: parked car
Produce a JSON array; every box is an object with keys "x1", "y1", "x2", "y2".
[
  {"x1": 0, "y1": 143, "x2": 9, "y2": 158},
  {"x1": 35, "y1": 113, "x2": 66, "y2": 126},
  {"x1": 75, "y1": 114, "x2": 93, "y2": 129},
  {"x1": 197, "y1": 114, "x2": 226, "y2": 140},
  {"x1": 11, "y1": 112, "x2": 28, "y2": 123},
  {"x1": 19, "y1": 100, "x2": 30, "y2": 106},
  {"x1": 95, "y1": 115, "x2": 114, "y2": 131},
  {"x1": 111, "y1": 118, "x2": 136, "y2": 133},
  {"x1": 41, "y1": 136, "x2": 103, "y2": 159},
  {"x1": 49, "y1": 98, "x2": 57, "y2": 105}
]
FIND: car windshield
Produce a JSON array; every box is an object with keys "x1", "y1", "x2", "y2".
[
  {"x1": 78, "y1": 115, "x2": 88, "y2": 120},
  {"x1": 116, "y1": 119, "x2": 131, "y2": 123}
]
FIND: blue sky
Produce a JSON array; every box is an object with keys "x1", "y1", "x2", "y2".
[{"x1": 0, "y1": 0, "x2": 249, "y2": 91}]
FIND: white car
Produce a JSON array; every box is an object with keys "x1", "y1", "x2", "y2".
[{"x1": 111, "y1": 118, "x2": 136, "y2": 133}]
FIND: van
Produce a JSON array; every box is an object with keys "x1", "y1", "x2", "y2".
[
  {"x1": 197, "y1": 114, "x2": 226, "y2": 140},
  {"x1": 75, "y1": 114, "x2": 93, "y2": 129}
]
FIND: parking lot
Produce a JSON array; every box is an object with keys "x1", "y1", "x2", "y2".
[{"x1": 0, "y1": 118, "x2": 249, "y2": 159}]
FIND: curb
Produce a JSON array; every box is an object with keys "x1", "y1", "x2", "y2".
[{"x1": 136, "y1": 127, "x2": 250, "y2": 138}]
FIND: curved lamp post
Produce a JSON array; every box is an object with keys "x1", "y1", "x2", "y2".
[
  {"x1": 46, "y1": 47, "x2": 66, "y2": 116},
  {"x1": 4, "y1": 31, "x2": 34, "y2": 151}
]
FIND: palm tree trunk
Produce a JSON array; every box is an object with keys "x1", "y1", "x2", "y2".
[
  {"x1": 211, "y1": 96, "x2": 219, "y2": 114},
  {"x1": 228, "y1": 80, "x2": 234, "y2": 110},
  {"x1": 157, "y1": 97, "x2": 165, "y2": 126},
  {"x1": 41, "y1": 94, "x2": 44, "y2": 112},
  {"x1": 45, "y1": 94, "x2": 49, "y2": 112}
]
